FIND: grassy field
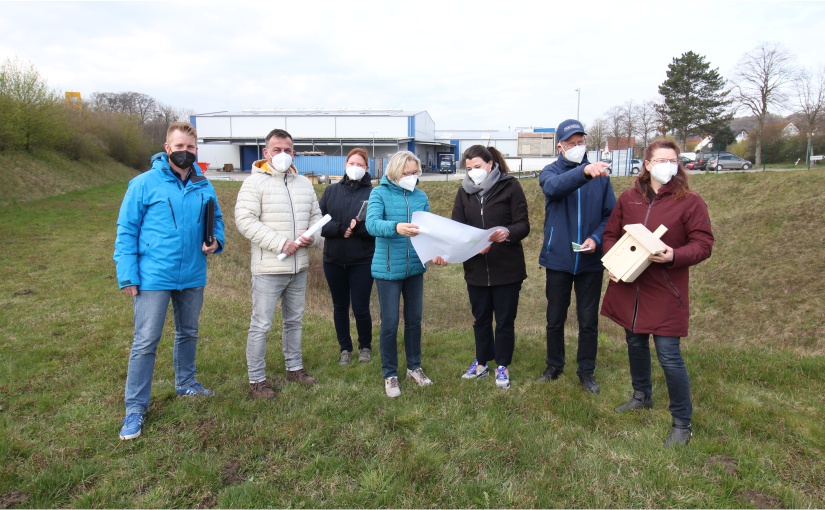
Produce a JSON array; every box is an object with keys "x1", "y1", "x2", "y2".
[{"x1": 0, "y1": 164, "x2": 823, "y2": 508}]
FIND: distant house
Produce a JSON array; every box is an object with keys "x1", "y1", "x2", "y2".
[
  {"x1": 736, "y1": 129, "x2": 748, "y2": 142},
  {"x1": 781, "y1": 122, "x2": 800, "y2": 138},
  {"x1": 607, "y1": 136, "x2": 636, "y2": 150}
]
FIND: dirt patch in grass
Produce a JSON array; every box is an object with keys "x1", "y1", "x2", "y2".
[
  {"x1": 705, "y1": 454, "x2": 739, "y2": 476},
  {"x1": 196, "y1": 493, "x2": 218, "y2": 509},
  {"x1": 0, "y1": 492, "x2": 29, "y2": 509},
  {"x1": 221, "y1": 459, "x2": 245, "y2": 486},
  {"x1": 737, "y1": 489, "x2": 783, "y2": 508}
]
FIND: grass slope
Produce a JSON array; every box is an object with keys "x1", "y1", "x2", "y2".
[
  {"x1": 0, "y1": 150, "x2": 137, "y2": 207},
  {"x1": 0, "y1": 170, "x2": 823, "y2": 508}
]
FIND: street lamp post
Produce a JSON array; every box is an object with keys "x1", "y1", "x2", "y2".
[{"x1": 575, "y1": 88, "x2": 580, "y2": 120}]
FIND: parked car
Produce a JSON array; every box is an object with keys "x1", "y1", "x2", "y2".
[
  {"x1": 607, "y1": 158, "x2": 642, "y2": 175},
  {"x1": 707, "y1": 154, "x2": 752, "y2": 171},
  {"x1": 695, "y1": 151, "x2": 734, "y2": 170}
]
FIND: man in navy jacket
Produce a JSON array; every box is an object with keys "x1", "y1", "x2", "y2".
[{"x1": 537, "y1": 119, "x2": 615, "y2": 393}]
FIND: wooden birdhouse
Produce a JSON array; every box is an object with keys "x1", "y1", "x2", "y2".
[{"x1": 602, "y1": 224, "x2": 668, "y2": 283}]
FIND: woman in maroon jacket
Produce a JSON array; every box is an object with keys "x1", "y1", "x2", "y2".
[
  {"x1": 601, "y1": 138, "x2": 714, "y2": 447},
  {"x1": 436, "y1": 145, "x2": 530, "y2": 390}
]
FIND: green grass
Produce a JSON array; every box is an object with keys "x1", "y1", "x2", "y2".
[{"x1": 0, "y1": 166, "x2": 824, "y2": 508}]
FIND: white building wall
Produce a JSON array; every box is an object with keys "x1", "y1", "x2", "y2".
[
  {"x1": 336, "y1": 116, "x2": 408, "y2": 138},
  {"x1": 196, "y1": 116, "x2": 231, "y2": 137},
  {"x1": 198, "y1": 143, "x2": 241, "y2": 170},
  {"x1": 287, "y1": 117, "x2": 336, "y2": 137},
  {"x1": 414, "y1": 112, "x2": 435, "y2": 142},
  {"x1": 232, "y1": 116, "x2": 286, "y2": 138}
]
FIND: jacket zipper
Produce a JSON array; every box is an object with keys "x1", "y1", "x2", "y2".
[
  {"x1": 197, "y1": 194, "x2": 204, "y2": 223},
  {"x1": 284, "y1": 173, "x2": 298, "y2": 272},
  {"x1": 476, "y1": 194, "x2": 492, "y2": 286},
  {"x1": 574, "y1": 188, "x2": 581, "y2": 274},
  {"x1": 661, "y1": 268, "x2": 684, "y2": 308},
  {"x1": 404, "y1": 190, "x2": 411, "y2": 277},
  {"x1": 167, "y1": 198, "x2": 178, "y2": 229},
  {"x1": 631, "y1": 284, "x2": 640, "y2": 332}
]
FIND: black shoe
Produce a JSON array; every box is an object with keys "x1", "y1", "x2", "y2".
[
  {"x1": 538, "y1": 366, "x2": 563, "y2": 382},
  {"x1": 615, "y1": 390, "x2": 653, "y2": 413},
  {"x1": 578, "y1": 373, "x2": 600, "y2": 394},
  {"x1": 664, "y1": 418, "x2": 693, "y2": 447}
]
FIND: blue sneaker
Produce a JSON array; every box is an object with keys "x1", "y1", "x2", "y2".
[
  {"x1": 176, "y1": 381, "x2": 214, "y2": 397},
  {"x1": 119, "y1": 413, "x2": 145, "y2": 440},
  {"x1": 461, "y1": 359, "x2": 489, "y2": 380},
  {"x1": 495, "y1": 366, "x2": 510, "y2": 389}
]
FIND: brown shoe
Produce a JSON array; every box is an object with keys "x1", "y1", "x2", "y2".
[
  {"x1": 250, "y1": 380, "x2": 276, "y2": 399},
  {"x1": 286, "y1": 368, "x2": 317, "y2": 385}
]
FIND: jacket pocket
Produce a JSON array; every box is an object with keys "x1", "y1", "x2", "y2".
[{"x1": 661, "y1": 268, "x2": 684, "y2": 308}]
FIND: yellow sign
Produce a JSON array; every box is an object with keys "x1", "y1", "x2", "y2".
[{"x1": 65, "y1": 92, "x2": 82, "y2": 110}]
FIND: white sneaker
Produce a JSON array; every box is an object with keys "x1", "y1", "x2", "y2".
[
  {"x1": 461, "y1": 359, "x2": 490, "y2": 379},
  {"x1": 385, "y1": 376, "x2": 401, "y2": 398},
  {"x1": 406, "y1": 368, "x2": 433, "y2": 387},
  {"x1": 495, "y1": 365, "x2": 510, "y2": 389}
]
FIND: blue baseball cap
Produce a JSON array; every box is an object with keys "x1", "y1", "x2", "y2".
[{"x1": 556, "y1": 119, "x2": 586, "y2": 142}]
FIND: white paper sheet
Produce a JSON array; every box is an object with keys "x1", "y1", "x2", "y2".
[{"x1": 410, "y1": 211, "x2": 506, "y2": 264}]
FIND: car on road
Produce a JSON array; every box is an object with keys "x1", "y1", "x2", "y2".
[
  {"x1": 607, "y1": 158, "x2": 642, "y2": 175},
  {"x1": 679, "y1": 156, "x2": 696, "y2": 170},
  {"x1": 707, "y1": 154, "x2": 752, "y2": 171},
  {"x1": 695, "y1": 151, "x2": 734, "y2": 170}
]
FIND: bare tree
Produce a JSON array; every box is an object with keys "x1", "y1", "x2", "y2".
[
  {"x1": 794, "y1": 67, "x2": 825, "y2": 135},
  {"x1": 605, "y1": 106, "x2": 623, "y2": 150},
  {"x1": 731, "y1": 42, "x2": 796, "y2": 166},
  {"x1": 620, "y1": 100, "x2": 637, "y2": 152},
  {"x1": 587, "y1": 118, "x2": 607, "y2": 151},
  {"x1": 635, "y1": 100, "x2": 657, "y2": 148}
]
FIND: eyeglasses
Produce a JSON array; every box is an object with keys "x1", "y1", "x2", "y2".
[
  {"x1": 649, "y1": 158, "x2": 678, "y2": 164},
  {"x1": 561, "y1": 139, "x2": 587, "y2": 148},
  {"x1": 401, "y1": 171, "x2": 419, "y2": 177}
]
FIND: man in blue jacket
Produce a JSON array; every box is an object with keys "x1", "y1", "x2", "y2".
[
  {"x1": 538, "y1": 119, "x2": 615, "y2": 393},
  {"x1": 113, "y1": 122, "x2": 225, "y2": 440}
]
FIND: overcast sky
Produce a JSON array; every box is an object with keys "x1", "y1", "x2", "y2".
[{"x1": 2, "y1": 1, "x2": 822, "y2": 132}]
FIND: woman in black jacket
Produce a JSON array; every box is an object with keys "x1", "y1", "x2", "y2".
[
  {"x1": 441, "y1": 145, "x2": 530, "y2": 389},
  {"x1": 319, "y1": 148, "x2": 376, "y2": 365}
]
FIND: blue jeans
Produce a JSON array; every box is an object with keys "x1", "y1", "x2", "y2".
[
  {"x1": 124, "y1": 287, "x2": 204, "y2": 415},
  {"x1": 323, "y1": 262, "x2": 374, "y2": 352},
  {"x1": 246, "y1": 272, "x2": 308, "y2": 382},
  {"x1": 375, "y1": 274, "x2": 423, "y2": 379},
  {"x1": 545, "y1": 269, "x2": 603, "y2": 375},
  {"x1": 625, "y1": 330, "x2": 693, "y2": 422}
]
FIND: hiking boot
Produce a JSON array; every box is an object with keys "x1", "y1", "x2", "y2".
[
  {"x1": 615, "y1": 390, "x2": 653, "y2": 413},
  {"x1": 358, "y1": 348, "x2": 372, "y2": 363},
  {"x1": 286, "y1": 368, "x2": 317, "y2": 385},
  {"x1": 664, "y1": 418, "x2": 693, "y2": 447},
  {"x1": 385, "y1": 376, "x2": 401, "y2": 398},
  {"x1": 250, "y1": 380, "x2": 276, "y2": 399},
  {"x1": 461, "y1": 359, "x2": 489, "y2": 380},
  {"x1": 406, "y1": 367, "x2": 433, "y2": 386},
  {"x1": 176, "y1": 381, "x2": 214, "y2": 397},
  {"x1": 338, "y1": 350, "x2": 352, "y2": 366},
  {"x1": 537, "y1": 366, "x2": 563, "y2": 382},
  {"x1": 119, "y1": 413, "x2": 145, "y2": 440},
  {"x1": 578, "y1": 373, "x2": 600, "y2": 394},
  {"x1": 495, "y1": 366, "x2": 510, "y2": 389}
]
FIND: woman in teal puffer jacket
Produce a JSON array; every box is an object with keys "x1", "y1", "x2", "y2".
[{"x1": 366, "y1": 151, "x2": 435, "y2": 398}]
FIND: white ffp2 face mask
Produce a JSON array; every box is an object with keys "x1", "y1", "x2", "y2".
[
  {"x1": 468, "y1": 167, "x2": 488, "y2": 184},
  {"x1": 398, "y1": 175, "x2": 417, "y2": 191},
  {"x1": 270, "y1": 152, "x2": 292, "y2": 173},
  {"x1": 563, "y1": 144, "x2": 587, "y2": 164},
  {"x1": 346, "y1": 165, "x2": 366, "y2": 181},
  {"x1": 651, "y1": 162, "x2": 678, "y2": 184}
]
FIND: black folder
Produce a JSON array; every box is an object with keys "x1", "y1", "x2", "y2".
[{"x1": 204, "y1": 198, "x2": 215, "y2": 245}]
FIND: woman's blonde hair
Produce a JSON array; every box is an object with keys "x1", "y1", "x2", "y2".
[{"x1": 385, "y1": 150, "x2": 421, "y2": 181}]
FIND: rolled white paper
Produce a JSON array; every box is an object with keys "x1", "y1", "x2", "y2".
[{"x1": 277, "y1": 214, "x2": 332, "y2": 261}]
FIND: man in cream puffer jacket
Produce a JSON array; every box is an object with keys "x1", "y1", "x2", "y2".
[{"x1": 235, "y1": 129, "x2": 322, "y2": 398}]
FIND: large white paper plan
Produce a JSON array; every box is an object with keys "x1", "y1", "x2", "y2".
[{"x1": 410, "y1": 211, "x2": 506, "y2": 265}]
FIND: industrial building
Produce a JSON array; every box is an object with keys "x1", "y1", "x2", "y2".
[{"x1": 192, "y1": 108, "x2": 562, "y2": 176}]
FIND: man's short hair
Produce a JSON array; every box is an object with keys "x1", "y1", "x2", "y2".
[
  {"x1": 166, "y1": 122, "x2": 197, "y2": 143},
  {"x1": 265, "y1": 129, "x2": 293, "y2": 145}
]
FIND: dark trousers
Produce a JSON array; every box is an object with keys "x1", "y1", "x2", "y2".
[
  {"x1": 625, "y1": 330, "x2": 693, "y2": 422},
  {"x1": 323, "y1": 262, "x2": 374, "y2": 352},
  {"x1": 545, "y1": 269, "x2": 603, "y2": 375},
  {"x1": 467, "y1": 281, "x2": 522, "y2": 367}
]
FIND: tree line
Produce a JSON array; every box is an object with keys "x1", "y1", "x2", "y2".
[
  {"x1": 586, "y1": 42, "x2": 825, "y2": 166},
  {"x1": 0, "y1": 57, "x2": 190, "y2": 169}
]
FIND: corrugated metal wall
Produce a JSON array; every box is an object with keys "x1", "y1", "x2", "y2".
[{"x1": 294, "y1": 156, "x2": 385, "y2": 177}]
